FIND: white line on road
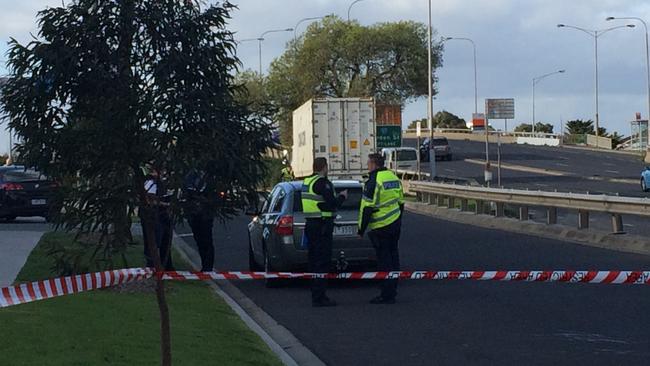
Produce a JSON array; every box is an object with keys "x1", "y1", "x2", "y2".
[
  {"x1": 444, "y1": 169, "x2": 456, "y2": 173},
  {"x1": 176, "y1": 233, "x2": 194, "y2": 238},
  {"x1": 555, "y1": 163, "x2": 569, "y2": 167},
  {"x1": 605, "y1": 170, "x2": 620, "y2": 174}
]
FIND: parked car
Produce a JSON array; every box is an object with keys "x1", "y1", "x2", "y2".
[
  {"x1": 420, "y1": 137, "x2": 452, "y2": 162},
  {"x1": 381, "y1": 147, "x2": 419, "y2": 172},
  {"x1": 0, "y1": 166, "x2": 58, "y2": 222},
  {"x1": 247, "y1": 180, "x2": 376, "y2": 282},
  {"x1": 641, "y1": 167, "x2": 650, "y2": 192}
]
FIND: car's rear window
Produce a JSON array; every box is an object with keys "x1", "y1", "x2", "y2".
[
  {"x1": 3, "y1": 170, "x2": 46, "y2": 182},
  {"x1": 396, "y1": 150, "x2": 417, "y2": 161},
  {"x1": 293, "y1": 187, "x2": 363, "y2": 212},
  {"x1": 433, "y1": 138, "x2": 448, "y2": 146}
]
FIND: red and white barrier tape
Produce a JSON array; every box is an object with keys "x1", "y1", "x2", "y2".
[
  {"x1": 2, "y1": 269, "x2": 649, "y2": 309},
  {"x1": 0, "y1": 268, "x2": 153, "y2": 309},
  {"x1": 162, "y1": 270, "x2": 650, "y2": 284}
]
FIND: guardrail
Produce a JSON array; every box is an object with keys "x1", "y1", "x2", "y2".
[
  {"x1": 402, "y1": 128, "x2": 560, "y2": 139},
  {"x1": 405, "y1": 180, "x2": 650, "y2": 233}
]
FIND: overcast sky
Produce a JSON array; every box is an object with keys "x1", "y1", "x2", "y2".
[{"x1": 2, "y1": 0, "x2": 650, "y2": 154}]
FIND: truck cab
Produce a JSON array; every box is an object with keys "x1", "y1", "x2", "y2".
[{"x1": 381, "y1": 147, "x2": 419, "y2": 172}]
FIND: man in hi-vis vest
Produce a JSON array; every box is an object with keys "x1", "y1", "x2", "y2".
[
  {"x1": 301, "y1": 157, "x2": 347, "y2": 307},
  {"x1": 358, "y1": 153, "x2": 404, "y2": 304}
]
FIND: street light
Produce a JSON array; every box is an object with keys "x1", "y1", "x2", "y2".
[
  {"x1": 347, "y1": 0, "x2": 365, "y2": 22},
  {"x1": 294, "y1": 17, "x2": 324, "y2": 45},
  {"x1": 427, "y1": 0, "x2": 435, "y2": 179},
  {"x1": 442, "y1": 37, "x2": 478, "y2": 115},
  {"x1": 443, "y1": 36, "x2": 487, "y2": 176},
  {"x1": 557, "y1": 23, "x2": 635, "y2": 147},
  {"x1": 532, "y1": 69, "x2": 565, "y2": 134},
  {"x1": 257, "y1": 28, "x2": 293, "y2": 75},
  {"x1": 607, "y1": 16, "x2": 650, "y2": 159}
]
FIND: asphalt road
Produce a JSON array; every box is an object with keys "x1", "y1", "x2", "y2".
[
  {"x1": 402, "y1": 139, "x2": 646, "y2": 197},
  {"x1": 178, "y1": 212, "x2": 650, "y2": 366}
]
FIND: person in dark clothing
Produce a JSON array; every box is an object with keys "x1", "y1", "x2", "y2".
[
  {"x1": 358, "y1": 153, "x2": 404, "y2": 304},
  {"x1": 140, "y1": 167, "x2": 174, "y2": 270},
  {"x1": 183, "y1": 170, "x2": 216, "y2": 272},
  {"x1": 301, "y1": 157, "x2": 347, "y2": 307}
]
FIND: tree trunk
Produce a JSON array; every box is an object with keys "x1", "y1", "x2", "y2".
[{"x1": 141, "y1": 205, "x2": 172, "y2": 366}]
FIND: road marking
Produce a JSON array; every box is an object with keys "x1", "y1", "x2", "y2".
[
  {"x1": 605, "y1": 170, "x2": 620, "y2": 174},
  {"x1": 176, "y1": 233, "x2": 194, "y2": 238},
  {"x1": 535, "y1": 183, "x2": 549, "y2": 187},
  {"x1": 444, "y1": 169, "x2": 456, "y2": 173},
  {"x1": 464, "y1": 159, "x2": 566, "y2": 176},
  {"x1": 555, "y1": 163, "x2": 569, "y2": 167}
]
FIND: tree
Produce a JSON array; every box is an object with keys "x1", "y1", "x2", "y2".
[
  {"x1": 514, "y1": 122, "x2": 554, "y2": 133},
  {"x1": 432, "y1": 110, "x2": 467, "y2": 129},
  {"x1": 609, "y1": 131, "x2": 624, "y2": 148},
  {"x1": 565, "y1": 119, "x2": 594, "y2": 135},
  {"x1": 266, "y1": 15, "x2": 444, "y2": 145},
  {"x1": 407, "y1": 118, "x2": 427, "y2": 130},
  {"x1": 1, "y1": 1, "x2": 271, "y2": 364}
]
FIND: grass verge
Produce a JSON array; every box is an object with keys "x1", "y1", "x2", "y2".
[{"x1": 0, "y1": 232, "x2": 282, "y2": 366}]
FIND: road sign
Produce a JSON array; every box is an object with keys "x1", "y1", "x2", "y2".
[
  {"x1": 416, "y1": 121, "x2": 421, "y2": 137},
  {"x1": 486, "y1": 98, "x2": 515, "y2": 119},
  {"x1": 376, "y1": 125, "x2": 402, "y2": 148}
]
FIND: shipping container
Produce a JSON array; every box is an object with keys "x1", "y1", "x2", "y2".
[
  {"x1": 375, "y1": 104, "x2": 402, "y2": 126},
  {"x1": 292, "y1": 98, "x2": 376, "y2": 180}
]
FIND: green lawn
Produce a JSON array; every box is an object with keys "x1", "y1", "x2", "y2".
[{"x1": 0, "y1": 232, "x2": 282, "y2": 366}]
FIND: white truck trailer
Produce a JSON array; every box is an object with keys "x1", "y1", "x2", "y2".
[{"x1": 291, "y1": 98, "x2": 377, "y2": 180}]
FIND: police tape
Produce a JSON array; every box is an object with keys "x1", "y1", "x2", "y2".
[
  {"x1": 0, "y1": 268, "x2": 153, "y2": 309},
  {"x1": 2, "y1": 269, "x2": 650, "y2": 309}
]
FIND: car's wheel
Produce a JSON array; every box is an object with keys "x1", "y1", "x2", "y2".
[
  {"x1": 248, "y1": 235, "x2": 262, "y2": 271},
  {"x1": 642, "y1": 178, "x2": 648, "y2": 192},
  {"x1": 263, "y1": 245, "x2": 282, "y2": 288}
]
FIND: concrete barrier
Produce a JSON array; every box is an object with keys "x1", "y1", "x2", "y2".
[{"x1": 516, "y1": 136, "x2": 561, "y2": 146}]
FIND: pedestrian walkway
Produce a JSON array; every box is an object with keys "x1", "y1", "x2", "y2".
[{"x1": 0, "y1": 231, "x2": 44, "y2": 287}]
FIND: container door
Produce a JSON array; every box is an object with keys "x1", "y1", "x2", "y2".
[
  {"x1": 359, "y1": 100, "x2": 376, "y2": 164},
  {"x1": 326, "y1": 100, "x2": 344, "y2": 171},
  {"x1": 344, "y1": 100, "x2": 363, "y2": 171}
]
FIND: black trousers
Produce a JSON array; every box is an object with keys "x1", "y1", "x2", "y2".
[
  {"x1": 368, "y1": 219, "x2": 401, "y2": 299},
  {"x1": 305, "y1": 218, "x2": 334, "y2": 302},
  {"x1": 188, "y1": 214, "x2": 215, "y2": 271},
  {"x1": 141, "y1": 209, "x2": 174, "y2": 270}
]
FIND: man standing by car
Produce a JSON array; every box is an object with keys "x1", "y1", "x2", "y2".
[
  {"x1": 183, "y1": 169, "x2": 216, "y2": 272},
  {"x1": 358, "y1": 153, "x2": 404, "y2": 304},
  {"x1": 301, "y1": 157, "x2": 347, "y2": 307}
]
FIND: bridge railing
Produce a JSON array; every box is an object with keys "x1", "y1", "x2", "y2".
[{"x1": 405, "y1": 180, "x2": 650, "y2": 233}]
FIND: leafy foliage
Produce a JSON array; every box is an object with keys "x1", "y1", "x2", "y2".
[
  {"x1": 0, "y1": 0, "x2": 272, "y2": 272},
  {"x1": 262, "y1": 15, "x2": 443, "y2": 145},
  {"x1": 407, "y1": 111, "x2": 467, "y2": 130},
  {"x1": 514, "y1": 122, "x2": 554, "y2": 133},
  {"x1": 565, "y1": 119, "x2": 594, "y2": 135}
]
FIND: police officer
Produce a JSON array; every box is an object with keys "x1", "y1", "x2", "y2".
[
  {"x1": 280, "y1": 162, "x2": 295, "y2": 182},
  {"x1": 140, "y1": 165, "x2": 174, "y2": 270},
  {"x1": 183, "y1": 169, "x2": 216, "y2": 272},
  {"x1": 358, "y1": 153, "x2": 404, "y2": 304},
  {"x1": 301, "y1": 157, "x2": 347, "y2": 307}
]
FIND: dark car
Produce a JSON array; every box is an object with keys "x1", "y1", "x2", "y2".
[
  {"x1": 247, "y1": 180, "x2": 376, "y2": 279},
  {"x1": 0, "y1": 166, "x2": 58, "y2": 222},
  {"x1": 420, "y1": 137, "x2": 452, "y2": 162}
]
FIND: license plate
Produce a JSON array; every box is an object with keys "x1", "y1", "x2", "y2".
[
  {"x1": 333, "y1": 225, "x2": 356, "y2": 236},
  {"x1": 31, "y1": 199, "x2": 46, "y2": 206}
]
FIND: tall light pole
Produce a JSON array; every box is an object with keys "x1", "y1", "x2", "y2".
[
  {"x1": 557, "y1": 23, "x2": 635, "y2": 147},
  {"x1": 443, "y1": 37, "x2": 478, "y2": 115},
  {"x1": 532, "y1": 69, "x2": 565, "y2": 134},
  {"x1": 427, "y1": 0, "x2": 435, "y2": 179},
  {"x1": 347, "y1": 0, "x2": 365, "y2": 22},
  {"x1": 258, "y1": 28, "x2": 293, "y2": 75},
  {"x1": 607, "y1": 16, "x2": 650, "y2": 159},
  {"x1": 294, "y1": 17, "x2": 324, "y2": 45}
]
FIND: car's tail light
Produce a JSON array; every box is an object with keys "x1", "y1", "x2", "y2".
[
  {"x1": 275, "y1": 215, "x2": 294, "y2": 236},
  {"x1": 0, "y1": 183, "x2": 24, "y2": 191}
]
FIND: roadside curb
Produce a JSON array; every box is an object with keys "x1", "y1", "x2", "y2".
[
  {"x1": 172, "y1": 234, "x2": 326, "y2": 366},
  {"x1": 406, "y1": 202, "x2": 650, "y2": 256}
]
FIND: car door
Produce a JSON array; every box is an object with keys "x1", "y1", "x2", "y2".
[
  {"x1": 261, "y1": 187, "x2": 288, "y2": 250},
  {"x1": 249, "y1": 187, "x2": 275, "y2": 261}
]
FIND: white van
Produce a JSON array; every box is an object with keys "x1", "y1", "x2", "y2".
[{"x1": 381, "y1": 147, "x2": 419, "y2": 172}]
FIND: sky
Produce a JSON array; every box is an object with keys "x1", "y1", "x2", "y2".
[{"x1": 2, "y1": 0, "x2": 650, "y2": 154}]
